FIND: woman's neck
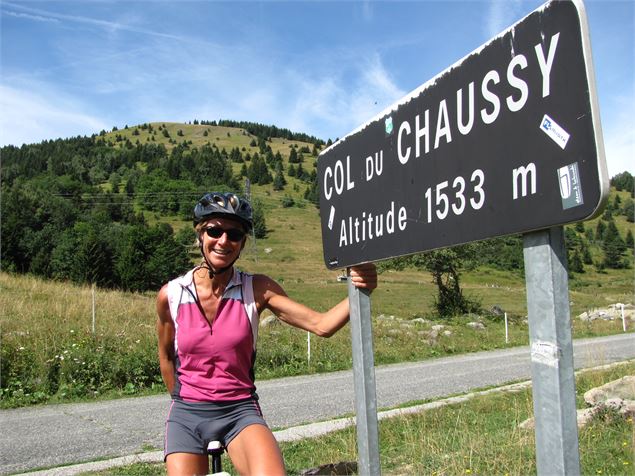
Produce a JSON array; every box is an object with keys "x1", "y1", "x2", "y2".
[{"x1": 196, "y1": 266, "x2": 233, "y2": 297}]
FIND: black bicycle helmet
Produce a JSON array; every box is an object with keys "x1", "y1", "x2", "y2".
[{"x1": 193, "y1": 192, "x2": 253, "y2": 231}]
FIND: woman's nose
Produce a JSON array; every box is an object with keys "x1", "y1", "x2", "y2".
[{"x1": 217, "y1": 231, "x2": 229, "y2": 244}]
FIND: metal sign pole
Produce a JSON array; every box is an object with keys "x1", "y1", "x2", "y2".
[
  {"x1": 523, "y1": 227, "x2": 580, "y2": 475},
  {"x1": 347, "y1": 268, "x2": 381, "y2": 476}
]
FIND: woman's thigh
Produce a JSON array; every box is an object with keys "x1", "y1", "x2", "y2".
[
  {"x1": 227, "y1": 424, "x2": 286, "y2": 476},
  {"x1": 166, "y1": 452, "x2": 208, "y2": 476}
]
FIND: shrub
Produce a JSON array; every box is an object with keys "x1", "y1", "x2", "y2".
[{"x1": 0, "y1": 332, "x2": 161, "y2": 408}]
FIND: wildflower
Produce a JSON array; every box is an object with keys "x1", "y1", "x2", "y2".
[
  {"x1": 18, "y1": 346, "x2": 25, "y2": 351},
  {"x1": 70, "y1": 329, "x2": 75, "y2": 333}
]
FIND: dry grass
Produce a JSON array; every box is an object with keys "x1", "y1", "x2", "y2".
[
  {"x1": 0, "y1": 272, "x2": 156, "y2": 342},
  {"x1": 1, "y1": 186, "x2": 633, "y2": 406}
]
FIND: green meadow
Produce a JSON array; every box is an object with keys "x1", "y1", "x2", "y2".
[{"x1": 1, "y1": 197, "x2": 632, "y2": 407}]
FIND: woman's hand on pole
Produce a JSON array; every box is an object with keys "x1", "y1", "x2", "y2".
[{"x1": 348, "y1": 263, "x2": 378, "y2": 291}]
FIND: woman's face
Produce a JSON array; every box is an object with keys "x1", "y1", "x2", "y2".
[{"x1": 199, "y1": 217, "x2": 247, "y2": 270}]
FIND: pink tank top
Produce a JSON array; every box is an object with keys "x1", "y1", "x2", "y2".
[{"x1": 166, "y1": 268, "x2": 259, "y2": 402}]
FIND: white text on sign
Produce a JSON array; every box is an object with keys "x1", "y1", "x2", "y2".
[
  {"x1": 397, "y1": 33, "x2": 560, "y2": 164},
  {"x1": 322, "y1": 30, "x2": 566, "y2": 252},
  {"x1": 424, "y1": 169, "x2": 485, "y2": 223}
]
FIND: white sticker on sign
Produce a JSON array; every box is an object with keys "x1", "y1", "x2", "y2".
[
  {"x1": 557, "y1": 162, "x2": 584, "y2": 209},
  {"x1": 328, "y1": 206, "x2": 336, "y2": 230},
  {"x1": 540, "y1": 114, "x2": 570, "y2": 149}
]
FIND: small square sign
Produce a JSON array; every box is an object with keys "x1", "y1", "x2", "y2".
[{"x1": 558, "y1": 162, "x2": 584, "y2": 209}]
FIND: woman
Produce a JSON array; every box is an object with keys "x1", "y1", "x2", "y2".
[{"x1": 157, "y1": 192, "x2": 377, "y2": 476}]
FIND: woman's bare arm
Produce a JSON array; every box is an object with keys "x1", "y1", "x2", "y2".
[
  {"x1": 156, "y1": 285, "x2": 176, "y2": 394},
  {"x1": 254, "y1": 263, "x2": 377, "y2": 337}
]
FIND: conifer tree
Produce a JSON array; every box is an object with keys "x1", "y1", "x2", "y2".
[
  {"x1": 625, "y1": 229, "x2": 634, "y2": 254},
  {"x1": 273, "y1": 168, "x2": 286, "y2": 191},
  {"x1": 251, "y1": 199, "x2": 267, "y2": 239},
  {"x1": 569, "y1": 250, "x2": 584, "y2": 273},
  {"x1": 602, "y1": 220, "x2": 626, "y2": 268},
  {"x1": 289, "y1": 147, "x2": 299, "y2": 163},
  {"x1": 623, "y1": 198, "x2": 634, "y2": 223},
  {"x1": 595, "y1": 220, "x2": 607, "y2": 241}
]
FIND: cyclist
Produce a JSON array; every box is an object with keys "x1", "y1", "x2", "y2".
[{"x1": 157, "y1": 192, "x2": 377, "y2": 476}]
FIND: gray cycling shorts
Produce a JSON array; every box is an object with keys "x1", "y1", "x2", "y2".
[{"x1": 164, "y1": 396, "x2": 268, "y2": 459}]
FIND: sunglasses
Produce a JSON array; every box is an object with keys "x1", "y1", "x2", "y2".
[{"x1": 204, "y1": 226, "x2": 246, "y2": 242}]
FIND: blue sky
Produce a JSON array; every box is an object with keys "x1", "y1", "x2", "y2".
[{"x1": 1, "y1": 0, "x2": 633, "y2": 177}]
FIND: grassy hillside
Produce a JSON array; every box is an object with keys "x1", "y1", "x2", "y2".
[
  {"x1": 2, "y1": 191, "x2": 632, "y2": 407},
  {"x1": 103, "y1": 122, "x2": 318, "y2": 156},
  {"x1": 101, "y1": 121, "x2": 320, "y2": 200},
  {"x1": 1, "y1": 121, "x2": 633, "y2": 407},
  {"x1": 100, "y1": 120, "x2": 634, "y2": 310}
]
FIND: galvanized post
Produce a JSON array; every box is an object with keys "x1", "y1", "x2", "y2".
[
  {"x1": 347, "y1": 268, "x2": 381, "y2": 476},
  {"x1": 523, "y1": 227, "x2": 580, "y2": 476}
]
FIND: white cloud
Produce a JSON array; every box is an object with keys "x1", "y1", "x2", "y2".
[
  {"x1": 287, "y1": 76, "x2": 348, "y2": 140},
  {"x1": 604, "y1": 131, "x2": 634, "y2": 178},
  {"x1": 3, "y1": 10, "x2": 60, "y2": 23},
  {"x1": 4, "y1": 2, "x2": 185, "y2": 41},
  {"x1": 266, "y1": 51, "x2": 406, "y2": 141},
  {"x1": 0, "y1": 85, "x2": 109, "y2": 146},
  {"x1": 602, "y1": 93, "x2": 635, "y2": 177},
  {"x1": 485, "y1": 0, "x2": 525, "y2": 38},
  {"x1": 168, "y1": 43, "x2": 405, "y2": 142},
  {"x1": 362, "y1": 1, "x2": 374, "y2": 22},
  {"x1": 1, "y1": 1, "x2": 408, "y2": 144},
  {"x1": 349, "y1": 54, "x2": 405, "y2": 127}
]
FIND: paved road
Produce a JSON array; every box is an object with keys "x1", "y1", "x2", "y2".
[{"x1": 2, "y1": 333, "x2": 634, "y2": 475}]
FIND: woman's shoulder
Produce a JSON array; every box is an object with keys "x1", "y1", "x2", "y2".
[
  {"x1": 250, "y1": 273, "x2": 275, "y2": 286},
  {"x1": 170, "y1": 268, "x2": 196, "y2": 286},
  {"x1": 159, "y1": 268, "x2": 196, "y2": 300}
]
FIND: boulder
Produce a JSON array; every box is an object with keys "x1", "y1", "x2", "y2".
[
  {"x1": 578, "y1": 303, "x2": 635, "y2": 321},
  {"x1": 259, "y1": 314, "x2": 279, "y2": 327},
  {"x1": 491, "y1": 305, "x2": 505, "y2": 316},
  {"x1": 301, "y1": 461, "x2": 357, "y2": 476},
  {"x1": 411, "y1": 318, "x2": 429, "y2": 325},
  {"x1": 583, "y1": 375, "x2": 635, "y2": 405},
  {"x1": 521, "y1": 375, "x2": 635, "y2": 430}
]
